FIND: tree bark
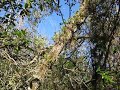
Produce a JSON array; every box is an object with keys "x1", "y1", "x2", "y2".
[{"x1": 33, "y1": 0, "x2": 90, "y2": 80}]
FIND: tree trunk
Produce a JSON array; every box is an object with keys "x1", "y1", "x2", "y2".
[{"x1": 34, "y1": 0, "x2": 90, "y2": 80}]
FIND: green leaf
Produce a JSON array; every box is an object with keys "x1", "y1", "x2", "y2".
[
  {"x1": 25, "y1": 3, "x2": 28, "y2": 9},
  {"x1": 26, "y1": 0, "x2": 31, "y2": 8},
  {"x1": 1, "y1": 0, "x2": 5, "y2": 3},
  {"x1": 13, "y1": 30, "x2": 26, "y2": 38},
  {"x1": 64, "y1": 61, "x2": 75, "y2": 69}
]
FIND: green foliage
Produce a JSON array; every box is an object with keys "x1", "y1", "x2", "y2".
[
  {"x1": 64, "y1": 61, "x2": 75, "y2": 69},
  {"x1": 34, "y1": 36, "x2": 47, "y2": 48},
  {"x1": 12, "y1": 30, "x2": 26, "y2": 38},
  {"x1": 97, "y1": 67, "x2": 114, "y2": 84}
]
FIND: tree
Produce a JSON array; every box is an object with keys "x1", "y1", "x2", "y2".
[{"x1": 0, "y1": 0, "x2": 120, "y2": 90}]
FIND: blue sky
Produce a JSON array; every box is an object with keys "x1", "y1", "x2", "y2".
[{"x1": 37, "y1": 1, "x2": 80, "y2": 42}]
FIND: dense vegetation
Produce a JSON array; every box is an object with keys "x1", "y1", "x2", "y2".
[{"x1": 0, "y1": 0, "x2": 120, "y2": 90}]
